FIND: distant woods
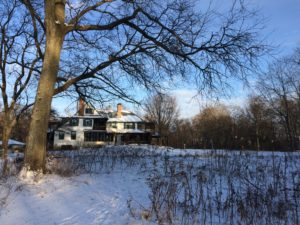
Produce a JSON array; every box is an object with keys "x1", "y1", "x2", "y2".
[
  {"x1": 168, "y1": 98, "x2": 299, "y2": 151},
  {"x1": 154, "y1": 50, "x2": 300, "y2": 151}
]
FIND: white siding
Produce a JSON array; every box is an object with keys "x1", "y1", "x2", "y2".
[{"x1": 54, "y1": 118, "x2": 91, "y2": 148}]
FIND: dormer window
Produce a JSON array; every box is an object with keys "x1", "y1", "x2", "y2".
[
  {"x1": 137, "y1": 123, "x2": 145, "y2": 130},
  {"x1": 85, "y1": 108, "x2": 93, "y2": 114},
  {"x1": 107, "y1": 122, "x2": 117, "y2": 128},
  {"x1": 124, "y1": 122, "x2": 135, "y2": 129}
]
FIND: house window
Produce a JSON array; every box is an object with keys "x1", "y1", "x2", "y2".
[
  {"x1": 108, "y1": 122, "x2": 117, "y2": 128},
  {"x1": 58, "y1": 131, "x2": 65, "y2": 140},
  {"x1": 69, "y1": 118, "x2": 79, "y2": 126},
  {"x1": 71, "y1": 131, "x2": 76, "y2": 140},
  {"x1": 83, "y1": 119, "x2": 92, "y2": 127},
  {"x1": 85, "y1": 108, "x2": 93, "y2": 114},
  {"x1": 124, "y1": 122, "x2": 135, "y2": 129},
  {"x1": 137, "y1": 123, "x2": 145, "y2": 130},
  {"x1": 84, "y1": 132, "x2": 113, "y2": 142}
]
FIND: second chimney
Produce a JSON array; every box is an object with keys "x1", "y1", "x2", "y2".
[
  {"x1": 117, "y1": 103, "x2": 123, "y2": 118},
  {"x1": 78, "y1": 97, "x2": 85, "y2": 116}
]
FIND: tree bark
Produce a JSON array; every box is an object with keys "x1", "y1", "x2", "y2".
[
  {"x1": 2, "y1": 126, "x2": 11, "y2": 175},
  {"x1": 1, "y1": 114, "x2": 16, "y2": 176},
  {"x1": 255, "y1": 126, "x2": 260, "y2": 151},
  {"x1": 24, "y1": 0, "x2": 65, "y2": 171}
]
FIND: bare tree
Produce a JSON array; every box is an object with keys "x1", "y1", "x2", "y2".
[
  {"x1": 16, "y1": 0, "x2": 268, "y2": 171},
  {"x1": 242, "y1": 95, "x2": 278, "y2": 151},
  {"x1": 0, "y1": 0, "x2": 40, "y2": 174},
  {"x1": 193, "y1": 104, "x2": 233, "y2": 149},
  {"x1": 257, "y1": 55, "x2": 300, "y2": 150},
  {"x1": 144, "y1": 94, "x2": 179, "y2": 145},
  {"x1": 168, "y1": 118, "x2": 195, "y2": 149},
  {"x1": 247, "y1": 96, "x2": 264, "y2": 150}
]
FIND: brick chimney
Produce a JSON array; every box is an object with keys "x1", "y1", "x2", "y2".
[
  {"x1": 117, "y1": 103, "x2": 123, "y2": 118},
  {"x1": 78, "y1": 97, "x2": 85, "y2": 116}
]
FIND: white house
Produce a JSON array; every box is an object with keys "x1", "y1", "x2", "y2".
[{"x1": 51, "y1": 100, "x2": 154, "y2": 149}]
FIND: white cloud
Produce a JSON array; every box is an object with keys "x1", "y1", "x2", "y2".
[
  {"x1": 172, "y1": 88, "x2": 248, "y2": 119},
  {"x1": 171, "y1": 89, "x2": 201, "y2": 119}
]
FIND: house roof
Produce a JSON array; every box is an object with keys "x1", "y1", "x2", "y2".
[
  {"x1": 59, "y1": 104, "x2": 146, "y2": 122},
  {"x1": 0, "y1": 139, "x2": 25, "y2": 146},
  {"x1": 108, "y1": 114, "x2": 143, "y2": 123},
  {"x1": 66, "y1": 115, "x2": 108, "y2": 119},
  {"x1": 107, "y1": 129, "x2": 147, "y2": 134}
]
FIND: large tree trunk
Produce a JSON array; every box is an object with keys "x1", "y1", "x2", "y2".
[
  {"x1": 282, "y1": 97, "x2": 296, "y2": 150},
  {"x1": 24, "y1": 0, "x2": 65, "y2": 171},
  {"x1": 1, "y1": 114, "x2": 16, "y2": 176},
  {"x1": 2, "y1": 124, "x2": 11, "y2": 175}
]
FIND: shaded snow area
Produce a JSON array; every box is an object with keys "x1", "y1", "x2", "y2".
[
  {"x1": 0, "y1": 168, "x2": 150, "y2": 225},
  {"x1": 1, "y1": 146, "x2": 300, "y2": 225}
]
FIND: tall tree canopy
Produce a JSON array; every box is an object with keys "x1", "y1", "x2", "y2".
[
  {"x1": 9, "y1": 0, "x2": 268, "y2": 171},
  {"x1": 144, "y1": 94, "x2": 179, "y2": 142},
  {"x1": 257, "y1": 53, "x2": 300, "y2": 150}
]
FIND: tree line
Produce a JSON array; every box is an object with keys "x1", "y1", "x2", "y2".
[{"x1": 145, "y1": 50, "x2": 300, "y2": 151}]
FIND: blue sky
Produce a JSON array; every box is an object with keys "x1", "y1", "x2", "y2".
[
  {"x1": 52, "y1": 0, "x2": 300, "y2": 118},
  {"x1": 255, "y1": 0, "x2": 300, "y2": 55}
]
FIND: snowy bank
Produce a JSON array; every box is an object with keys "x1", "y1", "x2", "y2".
[{"x1": 1, "y1": 146, "x2": 300, "y2": 224}]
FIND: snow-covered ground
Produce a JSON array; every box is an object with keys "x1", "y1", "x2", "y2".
[
  {"x1": 1, "y1": 169, "x2": 150, "y2": 225},
  {"x1": 1, "y1": 146, "x2": 300, "y2": 225}
]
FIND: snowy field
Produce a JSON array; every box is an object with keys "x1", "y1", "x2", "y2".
[{"x1": 1, "y1": 146, "x2": 300, "y2": 225}]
